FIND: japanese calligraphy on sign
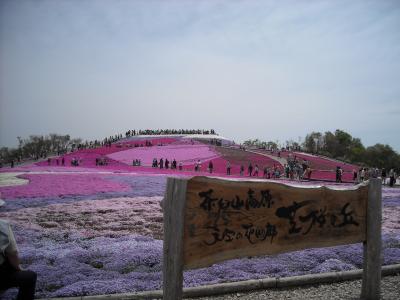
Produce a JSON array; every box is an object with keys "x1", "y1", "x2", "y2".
[{"x1": 183, "y1": 177, "x2": 368, "y2": 269}]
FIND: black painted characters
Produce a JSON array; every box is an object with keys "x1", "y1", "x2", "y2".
[
  {"x1": 198, "y1": 188, "x2": 277, "y2": 246},
  {"x1": 196, "y1": 188, "x2": 360, "y2": 247},
  {"x1": 199, "y1": 188, "x2": 274, "y2": 212},
  {"x1": 275, "y1": 201, "x2": 312, "y2": 234},
  {"x1": 276, "y1": 201, "x2": 359, "y2": 236}
]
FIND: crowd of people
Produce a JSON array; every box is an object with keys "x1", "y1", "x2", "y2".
[
  {"x1": 72, "y1": 129, "x2": 218, "y2": 152},
  {"x1": 96, "y1": 157, "x2": 108, "y2": 166},
  {"x1": 201, "y1": 160, "x2": 283, "y2": 178},
  {"x1": 45, "y1": 156, "x2": 110, "y2": 167},
  {"x1": 354, "y1": 167, "x2": 398, "y2": 187},
  {"x1": 132, "y1": 159, "x2": 142, "y2": 166},
  {"x1": 70, "y1": 157, "x2": 82, "y2": 166},
  {"x1": 124, "y1": 129, "x2": 217, "y2": 137},
  {"x1": 151, "y1": 158, "x2": 182, "y2": 170},
  {"x1": 148, "y1": 157, "x2": 287, "y2": 179},
  {"x1": 47, "y1": 157, "x2": 65, "y2": 166},
  {"x1": 46, "y1": 156, "x2": 83, "y2": 167},
  {"x1": 282, "y1": 154, "x2": 312, "y2": 181}
]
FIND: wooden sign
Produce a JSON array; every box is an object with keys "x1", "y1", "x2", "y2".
[
  {"x1": 163, "y1": 177, "x2": 381, "y2": 300},
  {"x1": 183, "y1": 177, "x2": 367, "y2": 269}
]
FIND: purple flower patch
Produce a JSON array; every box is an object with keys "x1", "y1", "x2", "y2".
[{"x1": 0, "y1": 174, "x2": 399, "y2": 299}]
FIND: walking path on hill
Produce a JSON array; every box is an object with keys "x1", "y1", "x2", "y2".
[
  {"x1": 246, "y1": 149, "x2": 287, "y2": 166},
  {"x1": 294, "y1": 151, "x2": 357, "y2": 168}
]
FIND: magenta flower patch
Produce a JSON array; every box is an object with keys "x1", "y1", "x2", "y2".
[
  {"x1": 0, "y1": 174, "x2": 131, "y2": 199},
  {"x1": 107, "y1": 144, "x2": 220, "y2": 166}
]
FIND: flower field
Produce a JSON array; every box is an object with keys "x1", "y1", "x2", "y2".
[
  {"x1": 209, "y1": 147, "x2": 283, "y2": 175},
  {"x1": 5, "y1": 138, "x2": 362, "y2": 180},
  {"x1": 0, "y1": 174, "x2": 131, "y2": 199},
  {"x1": 256, "y1": 149, "x2": 359, "y2": 182},
  {"x1": 289, "y1": 152, "x2": 358, "y2": 182},
  {"x1": 0, "y1": 169, "x2": 399, "y2": 299},
  {"x1": 0, "y1": 139, "x2": 399, "y2": 299},
  {"x1": 107, "y1": 143, "x2": 220, "y2": 167}
]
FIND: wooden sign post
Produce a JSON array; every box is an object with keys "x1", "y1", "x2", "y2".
[
  {"x1": 163, "y1": 177, "x2": 381, "y2": 300},
  {"x1": 362, "y1": 178, "x2": 382, "y2": 299}
]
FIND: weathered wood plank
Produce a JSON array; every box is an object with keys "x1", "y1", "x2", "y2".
[
  {"x1": 183, "y1": 177, "x2": 368, "y2": 269},
  {"x1": 163, "y1": 178, "x2": 188, "y2": 300},
  {"x1": 361, "y1": 178, "x2": 382, "y2": 300}
]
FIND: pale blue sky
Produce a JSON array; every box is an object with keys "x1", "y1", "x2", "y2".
[{"x1": 1, "y1": 0, "x2": 399, "y2": 150}]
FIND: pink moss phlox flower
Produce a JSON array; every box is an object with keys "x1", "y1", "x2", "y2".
[
  {"x1": 0, "y1": 174, "x2": 131, "y2": 199},
  {"x1": 107, "y1": 144, "x2": 220, "y2": 167}
]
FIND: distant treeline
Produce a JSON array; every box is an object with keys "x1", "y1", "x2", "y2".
[
  {"x1": 0, "y1": 134, "x2": 82, "y2": 165},
  {"x1": 243, "y1": 139, "x2": 281, "y2": 151},
  {"x1": 244, "y1": 129, "x2": 400, "y2": 170},
  {"x1": 303, "y1": 129, "x2": 400, "y2": 170}
]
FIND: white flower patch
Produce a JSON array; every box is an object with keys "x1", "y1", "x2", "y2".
[{"x1": 0, "y1": 172, "x2": 29, "y2": 187}]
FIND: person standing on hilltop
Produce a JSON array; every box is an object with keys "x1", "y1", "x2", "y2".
[
  {"x1": 159, "y1": 158, "x2": 164, "y2": 169},
  {"x1": 263, "y1": 166, "x2": 268, "y2": 178},
  {"x1": 240, "y1": 165, "x2": 244, "y2": 176},
  {"x1": 208, "y1": 161, "x2": 213, "y2": 173},
  {"x1": 253, "y1": 164, "x2": 259, "y2": 177},
  {"x1": 248, "y1": 163, "x2": 253, "y2": 176},
  {"x1": 307, "y1": 167, "x2": 312, "y2": 179},
  {"x1": 336, "y1": 166, "x2": 340, "y2": 183},
  {"x1": 165, "y1": 159, "x2": 169, "y2": 169},
  {"x1": 389, "y1": 169, "x2": 395, "y2": 187},
  {"x1": 381, "y1": 168, "x2": 387, "y2": 185},
  {"x1": 353, "y1": 169, "x2": 358, "y2": 183},
  {"x1": 172, "y1": 159, "x2": 177, "y2": 169},
  {"x1": 226, "y1": 161, "x2": 231, "y2": 175},
  {"x1": 360, "y1": 168, "x2": 365, "y2": 181}
]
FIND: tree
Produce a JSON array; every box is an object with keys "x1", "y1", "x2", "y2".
[
  {"x1": 1, "y1": 134, "x2": 80, "y2": 164},
  {"x1": 334, "y1": 129, "x2": 352, "y2": 158},
  {"x1": 364, "y1": 144, "x2": 400, "y2": 170},
  {"x1": 266, "y1": 141, "x2": 278, "y2": 151},
  {"x1": 347, "y1": 138, "x2": 365, "y2": 163},
  {"x1": 304, "y1": 132, "x2": 322, "y2": 153},
  {"x1": 285, "y1": 139, "x2": 301, "y2": 151},
  {"x1": 303, "y1": 129, "x2": 400, "y2": 170},
  {"x1": 323, "y1": 131, "x2": 338, "y2": 156}
]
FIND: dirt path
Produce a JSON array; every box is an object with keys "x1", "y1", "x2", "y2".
[{"x1": 246, "y1": 149, "x2": 287, "y2": 166}]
